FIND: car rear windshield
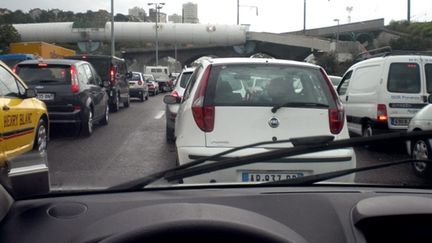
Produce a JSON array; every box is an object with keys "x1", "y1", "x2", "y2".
[
  {"x1": 16, "y1": 64, "x2": 71, "y2": 85},
  {"x1": 81, "y1": 58, "x2": 110, "y2": 81},
  {"x1": 130, "y1": 73, "x2": 141, "y2": 81},
  {"x1": 179, "y1": 72, "x2": 193, "y2": 88},
  {"x1": 387, "y1": 63, "x2": 420, "y2": 93},
  {"x1": 205, "y1": 64, "x2": 332, "y2": 107}
]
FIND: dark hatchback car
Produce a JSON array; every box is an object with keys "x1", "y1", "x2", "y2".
[
  {"x1": 65, "y1": 55, "x2": 130, "y2": 112},
  {"x1": 15, "y1": 59, "x2": 109, "y2": 137}
]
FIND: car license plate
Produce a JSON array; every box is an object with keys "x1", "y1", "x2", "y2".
[
  {"x1": 241, "y1": 171, "x2": 304, "y2": 182},
  {"x1": 37, "y1": 93, "x2": 54, "y2": 101},
  {"x1": 391, "y1": 118, "x2": 411, "y2": 126}
]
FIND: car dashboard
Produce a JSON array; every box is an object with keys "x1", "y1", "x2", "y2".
[{"x1": 1, "y1": 184, "x2": 432, "y2": 243}]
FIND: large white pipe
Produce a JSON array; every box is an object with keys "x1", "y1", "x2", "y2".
[{"x1": 13, "y1": 22, "x2": 247, "y2": 46}]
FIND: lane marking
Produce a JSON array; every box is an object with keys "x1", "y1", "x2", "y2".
[{"x1": 154, "y1": 111, "x2": 165, "y2": 119}]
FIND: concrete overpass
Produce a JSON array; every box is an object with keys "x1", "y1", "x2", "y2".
[{"x1": 12, "y1": 22, "x2": 337, "y2": 68}]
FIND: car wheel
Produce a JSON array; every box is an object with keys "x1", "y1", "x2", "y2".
[
  {"x1": 124, "y1": 94, "x2": 130, "y2": 108},
  {"x1": 100, "y1": 104, "x2": 109, "y2": 125},
  {"x1": 81, "y1": 109, "x2": 93, "y2": 137},
  {"x1": 33, "y1": 118, "x2": 48, "y2": 155},
  {"x1": 140, "y1": 91, "x2": 144, "y2": 102},
  {"x1": 411, "y1": 139, "x2": 432, "y2": 178},
  {"x1": 362, "y1": 122, "x2": 373, "y2": 137},
  {"x1": 111, "y1": 94, "x2": 120, "y2": 112},
  {"x1": 166, "y1": 125, "x2": 175, "y2": 144}
]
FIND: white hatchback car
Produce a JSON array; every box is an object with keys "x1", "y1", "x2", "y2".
[
  {"x1": 170, "y1": 58, "x2": 356, "y2": 183},
  {"x1": 406, "y1": 103, "x2": 432, "y2": 178}
]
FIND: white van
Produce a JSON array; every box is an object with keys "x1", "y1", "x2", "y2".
[
  {"x1": 337, "y1": 54, "x2": 432, "y2": 136},
  {"x1": 145, "y1": 66, "x2": 170, "y2": 82}
]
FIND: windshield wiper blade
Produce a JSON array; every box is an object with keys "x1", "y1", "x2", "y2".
[
  {"x1": 271, "y1": 102, "x2": 328, "y2": 113},
  {"x1": 265, "y1": 159, "x2": 432, "y2": 186},
  {"x1": 108, "y1": 135, "x2": 335, "y2": 190},
  {"x1": 163, "y1": 131, "x2": 432, "y2": 182}
]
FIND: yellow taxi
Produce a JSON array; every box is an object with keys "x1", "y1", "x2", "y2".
[{"x1": 0, "y1": 60, "x2": 49, "y2": 168}]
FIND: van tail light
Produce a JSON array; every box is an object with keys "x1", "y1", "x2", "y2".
[
  {"x1": 377, "y1": 104, "x2": 388, "y2": 122},
  {"x1": 110, "y1": 65, "x2": 116, "y2": 85},
  {"x1": 73, "y1": 105, "x2": 81, "y2": 111},
  {"x1": 320, "y1": 68, "x2": 345, "y2": 134},
  {"x1": 70, "y1": 66, "x2": 80, "y2": 93},
  {"x1": 192, "y1": 65, "x2": 214, "y2": 132}
]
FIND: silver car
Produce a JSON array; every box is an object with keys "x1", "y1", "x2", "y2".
[
  {"x1": 164, "y1": 67, "x2": 196, "y2": 143},
  {"x1": 406, "y1": 103, "x2": 432, "y2": 178}
]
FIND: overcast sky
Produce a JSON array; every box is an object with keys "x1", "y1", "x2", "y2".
[{"x1": 1, "y1": 0, "x2": 431, "y2": 33}]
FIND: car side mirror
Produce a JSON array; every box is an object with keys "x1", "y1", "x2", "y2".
[
  {"x1": 25, "y1": 88, "x2": 37, "y2": 98},
  {"x1": 163, "y1": 95, "x2": 181, "y2": 104}
]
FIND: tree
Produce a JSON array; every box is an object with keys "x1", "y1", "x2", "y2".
[
  {"x1": 0, "y1": 24, "x2": 21, "y2": 53},
  {"x1": 387, "y1": 20, "x2": 432, "y2": 51}
]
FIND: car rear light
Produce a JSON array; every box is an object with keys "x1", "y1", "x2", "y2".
[
  {"x1": 320, "y1": 68, "x2": 345, "y2": 134},
  {"x1": 171, "y1": 90, "x2": 179, "y2": 97},
  {"x1": 110, "y1": 65, "x2": 116, "y2": 85},
  {"x1": 73, "y1": 105, "x2": 81, "y2": 111},
  {"x1": 38, "y1": 63, "x2": 48, "y2": 67},
  {"x1": 12, "y1": 64, "x2": 18, "y2": 73},
  {"x1": 377, "y1": 104, "x2": 388, "y2": 121},
  {"x1": 148, "y1": 83, "x2": 154, "y2": 88},
  {"x1": 70, "y1": 66, "x2": 80, "y2": 93},
  {"x1": 192, "y1": 65, "x2": 214, "y2": 132},
  {"x1": 138, "y1": 80, "x2": 143, "y2": 85},
  {"x1": 329, "y1": 108, "x2": 344, "y2": 134}
]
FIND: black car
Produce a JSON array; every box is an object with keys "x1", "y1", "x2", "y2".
[
  {"x1": 65, "y1": 55, "x2": 131, "y2": 112},
  {"x1": 15, "y1": 59, "x2": 110, "y2": 137}
]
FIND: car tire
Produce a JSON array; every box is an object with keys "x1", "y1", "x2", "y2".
[
  {"x1": 362, "y1": 122, "x2": 373, "y2": 137},
  {"x1": 411, "y1": 139, "x2": 432, "y2": 178},
  {"x1": 100, "y1": 104, "x2": 109, "y2": 125},
  {"x1": 140, "y1": 91, "x2": 144, "y2": 102},
  {"x1": 33, "y1": 118, "x2": 48, "y2": 155},
  {"x1": 81, "y1": 109, "x2": 93, "y2": 137},
  {"x1": 111, "y1": 94, "x2": 120, "y2": 112},
  {"x1": 124, "y1": 94, "x2": 130, "y2": 108},
  {"x1": 166, "y1": 125, "x2": 175, "y2": 144}
]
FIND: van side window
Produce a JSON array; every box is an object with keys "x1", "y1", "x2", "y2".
[
  {"x1": 426, "y1": 64, "x2": 432, "y2": 93},
  {"x1": 387, "y1": 63, "x2": 420, "y2": 93},
  {"x1": 337, "y1": 70, "x2": 352, "y2": 96}
]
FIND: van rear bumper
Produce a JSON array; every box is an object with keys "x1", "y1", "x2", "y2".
[{"x1": 48, "y1": 110, "x2": 82, "y2": 124}]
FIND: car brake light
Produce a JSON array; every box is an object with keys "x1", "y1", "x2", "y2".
[
  {"x1": 192, "y1": 65, "x2": 214, "y2": 132},
  {"x1": 377, "y1": 104, "x2": 388, "y2": 121},
  {"x1": 70, "y1": 66, "x2": 80, "y2": 93},
  {"x1": 38, "y1": 63, "x2": 48, "y2": 67},
  {"x1": 138, "y1": 80, "x2": 143, "y2": 85},
  {"x1": 12, "y1": 64, "x2": 18, "y2": 73},
  {"x1": 110, "y1": 65, "x2": 116, "y2": 85},
  {"x1": 320, "y1": 68, "x2": 345, "y2": 134},
  {"x1": 171, "y1": 90, "x2": 179, "y2": 97},
  {"x1": 73, "y1": 105, "x2": 81, "y2": 111}
]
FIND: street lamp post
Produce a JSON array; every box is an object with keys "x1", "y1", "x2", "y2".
[
  {"x1": 236, "y1": 1, "x2": 259, "y2": 25},
  {"x1": 333, "y1": 18, "x2": 340, "y2": 54},
  {"x1": 110, "y1": 0, "x2": 115, "y2": 56},
  {"x1": 148, "y1": 2, "x2": 165, "y2": 66}
]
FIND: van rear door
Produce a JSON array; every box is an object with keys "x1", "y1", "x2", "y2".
[{"x1": 384, "y1": 56, "x2": 427, "y2": 130}]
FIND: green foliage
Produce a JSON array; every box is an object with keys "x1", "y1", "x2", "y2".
[
  {"x1": 387, "y1": 20, "x2": 432, "y2": 50},
  {"x1": 0, "y1": 24, "x2": 21, "y2": 53}
]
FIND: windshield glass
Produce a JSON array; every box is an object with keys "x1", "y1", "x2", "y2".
[{"x1": 1, "y1": 0, "x2": 432, "y2": 197}]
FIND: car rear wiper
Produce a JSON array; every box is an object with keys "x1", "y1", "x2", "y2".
[
  {"x1": 264, "y1": 159, "x2": 432, "y2": 186},
  {"x1": 162, "y1": 131, "x2": 432, "y2": 182},
  {"x1": 109, "y1": 135, "x2": 335, "y2": 191},
  {"x1": 34, "y1": 80, "x2": 59, "y2": 83},
  {"x1": 271, "y1": 102, "x2": 328, "y2": 113}
]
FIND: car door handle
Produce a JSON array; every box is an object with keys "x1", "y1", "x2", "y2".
[
  {"x1": 2, "y1": 105, "x2": 10, "y2": 111},
  {"x1": 345, "y1": 96, "x2": 349, "y2": 101}
]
